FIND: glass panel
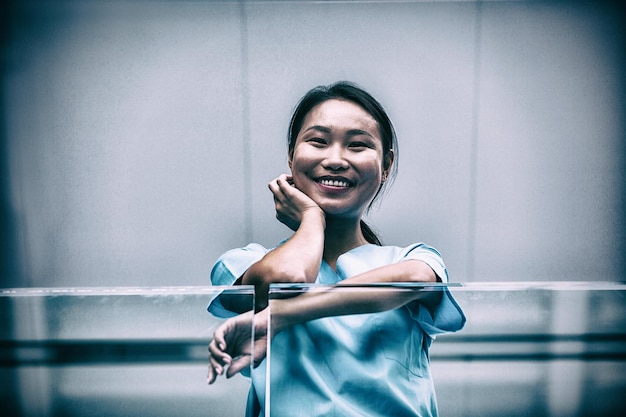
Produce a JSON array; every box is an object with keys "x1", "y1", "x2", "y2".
[
  {"x1": 264, "y1": 282, "x2": 626, "y2": 417},
  {"x1": 0, "y1": 286, "x2": 254, "y2": 417}
]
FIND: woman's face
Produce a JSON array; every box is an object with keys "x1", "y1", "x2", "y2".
[{"x1": 289, "y1": 99, "x2": 392, "y2": 220}]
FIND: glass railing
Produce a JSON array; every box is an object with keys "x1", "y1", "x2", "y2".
[
  {"x1": 2, "y1": 283, "x2": 625, "y2": 417},
  {"x1": 266, "y1": 282, "x2": 626, "y2": 417},
  {"x1": 0, "y1": 286, "x2": 254, "y2": 417}
]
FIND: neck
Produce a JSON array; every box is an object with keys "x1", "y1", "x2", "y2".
[{"x1": 323, "y1": 216, "x2": 368, "y2": 269}]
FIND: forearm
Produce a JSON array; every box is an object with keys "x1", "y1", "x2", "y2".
[
  {"x1": 270, "y1": 260, "x2": 443, "y2": 332},
  {"x1": 241, "y1": 209, "x2": 325, "y2": 309}
]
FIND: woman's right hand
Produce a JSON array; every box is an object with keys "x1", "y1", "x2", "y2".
[
  {"x1": 238, "y1": 174, "x2": 325, "y2": 310},
  {"x1": 268, "y1": 174, "x2": 324, "y2": 231}
]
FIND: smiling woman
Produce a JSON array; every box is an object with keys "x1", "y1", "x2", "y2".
[{"x1": 206, "y1": 82, "x2": 465, "y2": 417}]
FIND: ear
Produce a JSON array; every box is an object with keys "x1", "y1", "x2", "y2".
[{"x1": 382, "y1": 149, "x2": 394, "y2": 181}]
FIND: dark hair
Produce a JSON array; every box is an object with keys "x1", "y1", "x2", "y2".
[{"x1": 287, "y1": 81, "x2": 398, "y2": 245}]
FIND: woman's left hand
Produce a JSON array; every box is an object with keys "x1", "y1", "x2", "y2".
[{"x1": 207, "y1": 308, "x2": 269, "y2": 384}]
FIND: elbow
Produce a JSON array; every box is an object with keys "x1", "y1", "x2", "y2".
[
  {"x1": 403, "y1": 260, "x2": 443, "y2": 312},
  {"x1": 273, "y1": 264, "x2": 313, "y2": 283},
  {"x1": 403, "y1": 260, "x2": 438, "y2": 283},
  {"x1": 244, "y1": 262, "x2": 311, "y2": 286}
]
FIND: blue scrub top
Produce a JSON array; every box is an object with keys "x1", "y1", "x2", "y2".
[{"x1": 208, "y1": 243, "x2": 466, "y2": 417}]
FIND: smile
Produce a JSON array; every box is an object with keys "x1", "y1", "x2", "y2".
[{"x1": 318, "y1": 178, "x2": 353, "y2": 188}]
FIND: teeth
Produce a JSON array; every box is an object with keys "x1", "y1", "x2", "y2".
[{"x1": 320, "y1": 179, "x2": 350, "y2": 188}]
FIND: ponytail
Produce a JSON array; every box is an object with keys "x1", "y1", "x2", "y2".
[{"x1": 360, "y1": 220, "x2": 382, "y2": 246}]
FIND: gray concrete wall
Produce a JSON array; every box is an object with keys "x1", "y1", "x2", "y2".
[{"x1": 1, "y1": 0, "x2": 624, "y2": 288}]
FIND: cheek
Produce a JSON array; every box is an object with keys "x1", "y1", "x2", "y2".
[
  {"x1": 290, "y1": 150, "x2": 316, "y2": 174},
  {"x1": 288, "y1": 157, "x2": 312, "y2": 188},
  {"x1": 358, "y1": 158, "x2": 384, "y2": 181}
]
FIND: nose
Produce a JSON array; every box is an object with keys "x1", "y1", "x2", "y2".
[{"x1": 322, "y1": 144, "x2": 349, "y2": 171}]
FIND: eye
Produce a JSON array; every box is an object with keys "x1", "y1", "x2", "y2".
[
  {"x1": 307, "y1": 138, "x2": 327, "y2": 147},
  {"x1": 348, "y1": 141, "x2": 369, "y2": 150}
]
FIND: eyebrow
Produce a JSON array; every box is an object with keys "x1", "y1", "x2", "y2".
[{"x1": 303, "y1": 125, "x2": 376, "y2": 138}]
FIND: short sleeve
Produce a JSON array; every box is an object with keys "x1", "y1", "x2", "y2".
[
  {"x1": 401, "y1": 244, "x2": 466, "y2": 337},
  {"x1": 207, "y1": 243, "x2": 268, "y2": 317},
  {"x1": 402, "y1": 244, "x2": 449, "y2": 282}
]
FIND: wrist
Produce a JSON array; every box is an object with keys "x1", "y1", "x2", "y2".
[
  {"x1": 301, "y1": 207, "x2": 326, "y2": 229},
  {"x1": 268, "y1": 298, "x2": 288, "y2": 335}
]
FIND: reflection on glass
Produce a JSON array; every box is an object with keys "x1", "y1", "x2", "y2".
[
  {"x1": 431, "y1": 282, "x2": 626, "y2": 417},
  {"x1": 1, "y1": 286, "x2": 254, "y2": 417},
  {"x1": 6, "y1": 282, "x2": 624, "y2": 417},
  {"x1": 252, "y1": 282, "x2": 625, "y2": 417}
]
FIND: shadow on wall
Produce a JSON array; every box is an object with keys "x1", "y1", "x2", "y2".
[
  {"x1": 620, "y1": 38, "x2": 626, "y2": 282},
  {"x1": 0, "y1": 0, "x2": 20, "y2": 289}
]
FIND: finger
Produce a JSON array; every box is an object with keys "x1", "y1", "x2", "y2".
[
  {"x1": 276, "y1": 174, "x2": 295, "y2": 191},
  {"x1": 208, "y1": 348, "x2": 231, "y2": 367},
  {"x1": 207, "y1": 363, "x2": 217, "y2": 384},
  {"x1": 208, "y1": 340, "x2": 232, "y2": 366},
  {"x1": 207, "y1": 347, "x2": 225, "y2": 384},
  {"x1": 208, "y1": 347, "x2": 225, "y2": 367},
  {"x1": 226, "y1": 355, "x2": 252, "y2": 378},
  {"x1": 268, "y1": 178, "x2": 287, "y2": 201},
  {"x1": 213, "y1": 329, "x2": 228, "y2": 351},
  {"x1": 209, "y1": 355, "x2": 225, "y2": 378},
  {"x1": 268, "y1": 178, "x2": 279, "y2": 194},
  {"x1": 269, "y1": 174, "x2": 289, "y2": 188}
]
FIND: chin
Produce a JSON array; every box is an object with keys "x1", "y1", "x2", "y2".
[{"x1": 319, "y1": 206, "x2": 361, "y2": 220}]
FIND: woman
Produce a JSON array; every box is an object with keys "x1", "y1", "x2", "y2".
[{"x1": 207, "y1": 81, "x2": 465, "y2": 417}]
